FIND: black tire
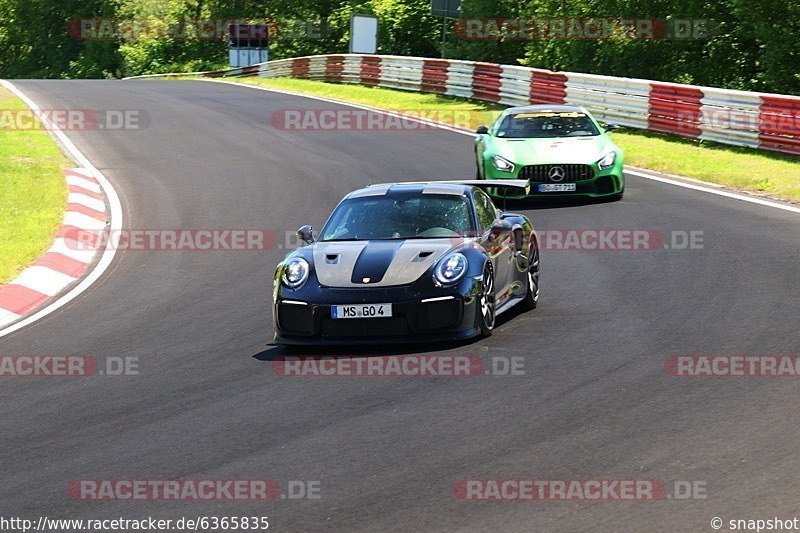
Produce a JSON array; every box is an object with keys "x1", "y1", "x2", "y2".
[
  {"x1": 520, "y1": 241, "x2": 540, "y2": 311},
  {"x1": 477, "y1": 262, "x2": 496, "y2": 336}
]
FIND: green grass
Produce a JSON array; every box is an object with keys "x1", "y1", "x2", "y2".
[
  {"x1": 612, "y1": 130, "x2": 800, "y2": 199},
  {"x1": 0, "y1": 87, "x2": 70, "y2": 284},
  {"x1": 227, "y1": 76, "x2": 800, "y2": 202}
]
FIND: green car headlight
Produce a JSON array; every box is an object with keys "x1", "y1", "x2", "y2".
[
  {"x1": 491, "y1": 155, "x2": 515, "y2": 173},
  {"x1": 597, "y1": 151, "x2": 616, "y2": 170}
]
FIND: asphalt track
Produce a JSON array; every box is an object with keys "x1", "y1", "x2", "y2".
[{"x1": 2, "y1": 79, "x2": 800, "y2": 532}]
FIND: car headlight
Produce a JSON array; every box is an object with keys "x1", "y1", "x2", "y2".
[
  {"x1": 434, "y1": 253, "x2": 468, "y2": 285},
  {"x1": 491, "y1": 155, "x2": 515, "y2": 172},
  {"x1": 597, "y1": 151, "x2": 616, "y2": 170},
  {"x1": 282, "y1": 257, "x2": 310, "y2": 288}
]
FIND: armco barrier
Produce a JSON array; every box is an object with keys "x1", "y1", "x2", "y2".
[
  {"x1": 648, "y1": 82, "x2": 703, "y2": 138},
  {"x1": 125, "y1": 54, "x2": 800, "y2": 156}
]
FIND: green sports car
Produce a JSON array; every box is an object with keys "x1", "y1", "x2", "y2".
[{"x1": 475, "y1": 104, "x2": 625, "y2": 200}]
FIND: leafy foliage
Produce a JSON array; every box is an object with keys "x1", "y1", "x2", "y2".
[{"x1": 0, "y1": 0, "x2": 796, "y2": 94}]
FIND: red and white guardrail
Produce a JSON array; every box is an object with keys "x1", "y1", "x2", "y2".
[{"x1": 128, "y1": 54, "x2": 800, "y2": 156}]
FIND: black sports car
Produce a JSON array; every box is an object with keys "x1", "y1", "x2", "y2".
[{"x1": 272, "y1": 180, "x2": 540, "y2": 345}]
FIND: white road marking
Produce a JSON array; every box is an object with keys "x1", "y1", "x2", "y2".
[
  {"x1": 204, "y1": 78, "x2": 800, "y2": 217},
  {"x1": 624, "y1": 169, "x2": 800, "y2": 214},
  {"x1": 0, "y1": 80, "x2": 123, "y2": 339}
]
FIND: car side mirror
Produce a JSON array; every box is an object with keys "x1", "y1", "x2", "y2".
[
  {"x1": 603, "y1": 123, "x2": 621, "y2": 131},
  {"x1": 488, "y1": 219, "x2": 513, "y2": 240},
  {"x1": 297, "y1": 224, "x2": 314, "y2": 245},
  {"x1": 475, "y1": 125, "x2": 489, "y2": 135}
]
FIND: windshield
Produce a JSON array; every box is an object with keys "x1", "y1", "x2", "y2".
[
  {"x1": 496, "y1": 111, "x2": 600, "y2": 139},
  {"x1": 320, "y1": 194, "x2": 475, "y2": 241}
]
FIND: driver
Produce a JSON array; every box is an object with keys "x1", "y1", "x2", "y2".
[{"x1": 385, "y1": 200, "x2": 417, "y2": 239}]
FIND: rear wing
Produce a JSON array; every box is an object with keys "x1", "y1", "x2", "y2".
[
  {"x1": 368, "y1": 179, "x2": 529, "y2": 194},
  {"x1": 437, "y1": 179, "x2": 529, "y2": 191}
]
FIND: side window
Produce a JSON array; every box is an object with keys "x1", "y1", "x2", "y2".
[
  {"x1": 493, "y1": 113, "x2": 507, "y2": 135},
  {"x1": 473, "y1": 189, "x2": 497, "y2": 233}
]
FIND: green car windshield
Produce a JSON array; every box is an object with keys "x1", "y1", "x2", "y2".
[
  {"x1": 496, "y1": 111, "x2": 600, "y2": 139},
  {"x1": 321, "y1": 195, "x2": 475, "y2": 241}
]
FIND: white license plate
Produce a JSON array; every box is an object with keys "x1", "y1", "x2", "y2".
[
  {"x1": 332, "y1": 303, "x2": 393, "y2": 319},
  {"x1": 538, "y1": 183, "x2": 577, "y2": 192}
]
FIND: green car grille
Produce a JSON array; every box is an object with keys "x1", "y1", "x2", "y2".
[{"x1": 519, "y1": 164, "x2": 595, "y2": 183}]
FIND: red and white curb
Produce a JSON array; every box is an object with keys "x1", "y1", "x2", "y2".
[
  {"x1": 0, "y1": 168, "x2": 108, "y2": 327},
  {"x1": 0, "y1": 79, "x2": 123, "y2": 339}
]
